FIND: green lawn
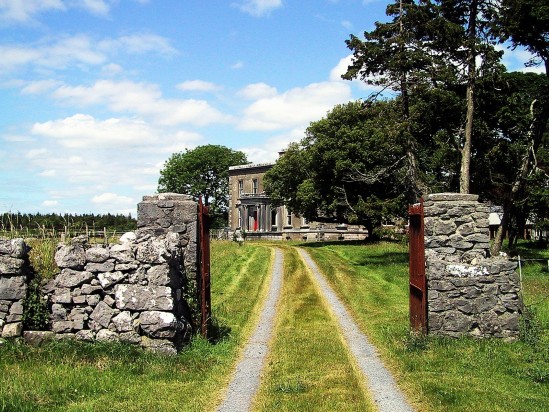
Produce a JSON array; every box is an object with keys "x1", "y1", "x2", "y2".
[
  {"x1": 303, "y1": 240, "x2": 549, "y2": 412},
  {"x1": 0, "y1": 241, "x2": 272, "y2": 412}
]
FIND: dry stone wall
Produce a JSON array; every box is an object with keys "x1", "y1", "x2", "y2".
[
  {"x1": 424, "y1": 193, "x2": 522, "y2": 339},
  {"x1": 0, "y1": 193, "x2": 201, "y2": 354},
  {"x1": 0, "y1": 239, "x2": 31, "y2": 338}
]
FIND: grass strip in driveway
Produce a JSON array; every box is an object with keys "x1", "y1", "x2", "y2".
[
  {"x1": 298, "y1": 248, "x2": 414, "y2": 412},
  {"x1": 216, "y1": 249, "x2": 284, "y2": 412},
  {"x1": 253, "y1": 246, "x2": 375, "y2": 412}
]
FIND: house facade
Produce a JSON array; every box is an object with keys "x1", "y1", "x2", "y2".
[{"x1": 228, "y1": 162, "x2": 368, "y2": 241}]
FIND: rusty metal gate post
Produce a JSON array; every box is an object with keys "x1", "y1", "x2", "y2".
[
  {"x1": 198, "y1": 197, "x2": 211, "y2": 338},
  {"x1": 409, "y1": 198, "x2": 427, "y2": 333}
]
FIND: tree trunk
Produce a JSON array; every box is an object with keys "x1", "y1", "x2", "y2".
[{"x1": 460, "y1": 0, "x2": 478, "y2": 194}]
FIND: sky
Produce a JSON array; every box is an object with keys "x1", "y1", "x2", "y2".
[{"x1": 0, "y1": 0, "x2": 542, "y2": 217}]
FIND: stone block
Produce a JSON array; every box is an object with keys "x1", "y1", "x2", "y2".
[
  {"x1": 75, "y1": 330, "x2": 95, "y2": 341},
  {"x1": 86, "y1": 261, "x2": 115, "y2": 273},
  {"x1": 86, "y1": 294, "x2": 101, "y2": 306},
  {"x1": 52, "y1": 320, "x2": 73, "y2": 333},
  {"x1": 140, "y1": 336, "x2": 177, "y2": 356},
  {"x1": 96, "y1": 329, "x2": 119, "y2": 342},
  {"x1": 111, "y1": 311, "x2": 134, "y2": 332},
  {"x1": 0, "y1": 238, "x2": 27, "y2": 258},
  {"x1": 55, "y1": 269, "x2": 94, "y2": 288},
  {"x1": 90, "y1": 301, "x2": 116, "y2": 328},
  {"x1": 8, "y1": 300, "x2": 23, "y2": 315},
  {"x1": 0, "y1": 256, "x2": 25, "y2": 274},
  {"x1": 98, "y1": 271, "x2": 127, "y2": 289},
  {"x1": 52, "y1": 288, "x2": 72, "y2": 304},
  {"x1": 147, "y1": 264, "x2": 171, "y2": 286},
  {"x1": 115, "y1": 284, "x2": 174, "y2": 311},
  {"x1": 119, "y1": 331, "x2": 141, "y2": 344},
  {"x1": 2, "y1": 322, "x2": 23, "y2": 338},
  {"x1": 55, "y1": 244, "x2": 86, "y2": 269},
  {"x1": 23, "y1": 331, "x2": 54, "y2": 345},
  {"x1": 139, "y1": 311, "x2": 179, "y2": 338},
  {"x1": 86, "y1": 247, "x2": 110, "y2": 263}
]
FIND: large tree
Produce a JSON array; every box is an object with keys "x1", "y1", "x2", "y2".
[
  {"x1": 344, "y1": 0, "x2": 503, "y2": 195},
  {"x1": 264, "y1": 97, "x2": 461, "y2": 234},
  {"x1": 158, "y1": 145, "x2": 248, "y2": 227},
  {"x1": 489, "y1": 0, "x2": 549, "y2": 254}
]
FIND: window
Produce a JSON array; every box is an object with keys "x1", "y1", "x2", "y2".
[
  {"x1": 302, "y1": 217, "x2": 308, "y2": 227},
  {"x1": 287, "y1": 211, "x2": 292, "y2": 226},
  {"x1": 252, "y1": 179, "x2": 258, "y2": 195},
  {"x1": 238, "y1": 180, "x2": 243, "y2": 195},
  {"x1": 238, "y1": 209, "x2": 242, "y2": 228}
]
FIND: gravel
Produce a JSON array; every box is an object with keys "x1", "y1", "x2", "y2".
[
  {"x1": 216, "y1": 249, "x2": 284, "y2": 412},
  {"x1": 298, "y1": 248, "x2": 415, "y2": 412}
]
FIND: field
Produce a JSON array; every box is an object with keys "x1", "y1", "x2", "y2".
[{"x1": 0, "y1": 239, "x2": 547, "y2": 411}]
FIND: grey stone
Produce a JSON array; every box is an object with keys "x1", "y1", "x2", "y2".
[
  {"x1": 23, "y1": 331, "x2": 54, "y2": 345},
  {"x1": 51, "y1": 304, "x2": 67, "y2": 321},
  {"x1": 8, "y1": 300, "x2": 23, "y2": 315},
  {"x1": 474, "y1": 295, "x2": 498, "y2": 313},
  {"x1": 86, "y1": 261, "x2": 115, "y2": 273},
  {"x1": 6, "y1": 313, "x2": 22, "y2": 322},
  {"x1": 80, "y1": 284, "x2": 102, "y2": 295},
  {"x1": 72, "y1": 295, "x2": 87, "y2": 304},
  {"x1": 98, "y1": 271, "x2": 127, "y2": 288},
  {"x1": 115, "y1": 263, "x2": 139, "y2": 271},
  {"x1": 89, "y1": 301, "x2": 115, "y2": 328},
  {"x1": 139, "y1": 311, "x2": 179, "y2": 338},
  {"x1": 115, "y1": 284, "x2": 173, "y2": 311},
  {"x1": 111, "y1": 311, "x2": 133, "y2": 332},
  {"x1": 147, "y1": 264, "x2": 171, "y2": 286},
  {"x1": 103, "y1": 295, "x2": 115, "y2": 307},
  {"x1": 52, "y1": 288, "x2": 72, "y2": 304},
  {"x1": 96, "y1": 329, "x2": 119, "y2": 342},
  {"x1": 52, "y1": 320, "x2": 73, "y2": 333},
  {"x1": 55, "y1": 269, "x2": 94, "y2": 288},
  {"x1": 75, "y1": 330, "x2": 95, "y2": 341},
  {"x1": 136, "y1": 238, "x2": 168, "y2": 264},
  {"x1": 140, "y1": 335, "x2": 177, "y2": 356},
  {"x1": 54, "y1": 244, "x2": 86, "y2": 269},
  {"x1": 465, "y1": 233, "x2": 490, "y2": 243},
  {"x1": 86, "y1": 247, "x2": 110, "y2": 263},
  {"x1": 0, "y1": 238, "x2": 27, "y2": 258},
  {"x1": 0, "y1": 256, "x2": 25, "y2": 274},
  {"x1": 2, "y1": 322, "x2": 23, "y2": 337},
  {"x1": 86, "y1": 294, "x2": 101, "y2": 306},
  {"x1": 119, "y1": 331, "x2": 141, "y2": 344},
  {"x1": 109, "y1": 243, "x2": 135, "y2": 263}
]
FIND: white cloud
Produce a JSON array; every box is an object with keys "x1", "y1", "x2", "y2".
[
  {"x1": 78, "y1": 0, "x2": 109, "y2": 16},
  {"x1": 238, "y1": 81, "x2": 352, "y2": 131},
  {"x1": 237, "y1": 82, "x2": 277, "y2": 100},
  {"x1": 329, "y1": 54, "x2": 353, "y2": 82},
  {"x1": 98, "y1": 34, "x2": 177, "y2": 56},
  {"x1": 39, "y1": 170, "x2": 57, "y2": 177},
  {"x1": 341, "y1": 20, "x2": 353, "y2": 30},
  {"x1": 241, "y1": 128, "x2": 303, "y2": 163},
  {"x1": 231, "y1": 61, "x2": 244, "y2": 69},
  {"x1": 177, "y1": 80, "x2": 223, "y2": 92},
  {"x1": 0, "y1": 0, "x2": 65, "y2": 23},
  {"x1": 31, "y1": 114, "x2": 158, "y2": 148},
  {"x1": 92, "y1": 192, "x2": 133, "y2": 205},
  {"x1": 499, "y1": 45, "x2": 546, "y2": 74},
  {"x1": 52, "y1": 80, "x2": 232, "y2": 126},
  {"x1": 0, "y1": 33, "x2": 175, "y2": 73},
  {"x1": 42, "y1": 200, "x2": 59, "y2": 207},
  {"x1": 25, "y1": 148, "x2": 48, "y2": 159},
  {"x1": 234, "y1": 0, "x2": 282, "y2": 17},
  {"x1": 21, "y1": 79, "x2": 63, "y2": 94}
]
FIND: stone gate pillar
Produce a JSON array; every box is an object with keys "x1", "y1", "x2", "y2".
[{"x1": 424, "y1": 193, "x2": 522, "y2": 339}]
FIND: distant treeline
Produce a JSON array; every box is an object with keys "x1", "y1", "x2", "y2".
[{"x1": 0, "y1": 212, "x2": 136, "y2": 233}]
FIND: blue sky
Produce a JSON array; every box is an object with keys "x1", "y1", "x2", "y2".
[{"x1": 0, "y1": 0, "x2": 541, "y2": 216}]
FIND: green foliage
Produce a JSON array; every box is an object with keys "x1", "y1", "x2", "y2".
[
  {"x1": 158, "y1": 145, "x2": 248, "y2": 228},
  {"x1": 21, "y1": 279, "x2": 49, "y2": 331}
]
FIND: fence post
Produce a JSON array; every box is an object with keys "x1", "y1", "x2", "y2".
[
  {"x1": 408, "y1": 198, "x2": 427, "y2": 333},
  {"x1": 198, "y1": 197, "x2": 211, "y2": 338}
]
